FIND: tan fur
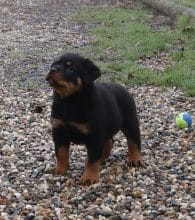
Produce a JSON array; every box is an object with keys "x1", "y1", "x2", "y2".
[
  {"x1": 51, "y1": 117, "x2": 64, "y2": 128},
  {"x1": 127, "y1": 139, "x2": 142, "y2": 162},
  {"x1": 81, "y1": 160, "x2": 100, "y2": 183},
  {"x1": 54, "y1": 77, "x2": 82, "y2": 98},
  {"x1": 66, "y1": 61, "x2": 72, "y2": 66},
  {"x1": 55, "y1": 145, "x2": 70, "y2": 174},
  {"x1": 69, "y1": 121, "x2": 90, "y2": 135}
]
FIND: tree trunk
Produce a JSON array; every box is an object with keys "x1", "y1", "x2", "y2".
[{"x1": 140, "y1": 0, "x2": 195, "y2": 19}]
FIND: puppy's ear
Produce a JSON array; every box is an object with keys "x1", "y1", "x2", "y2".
[{"x1": 82, "y1": 58, "x2": 101, "y2": 84}]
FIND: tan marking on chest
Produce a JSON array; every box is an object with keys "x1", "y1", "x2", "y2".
[
  {"x1": 69, "y1": 122, "x2": 90, "y2": 135},
  {"x1": 51, "y1": 117, "x2": 64, "y2": 128}
]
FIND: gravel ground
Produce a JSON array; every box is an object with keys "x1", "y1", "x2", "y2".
[{"x1": 0, "y1": 0, "x2": 195, "y2": 220}]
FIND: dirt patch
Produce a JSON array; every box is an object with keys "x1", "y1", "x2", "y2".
[
  {"x1": 0, "y1": 0, "x2": 91, "y2": 88},
  {"x1": 149, "y1": 14, "x2": 174, "y2": 30},
  {"x1": 1, "y1": 0, "x2": 175, "y2": 85},
  {"x1": 138, "y1": 52, "x2": 173, "y2": 72}
]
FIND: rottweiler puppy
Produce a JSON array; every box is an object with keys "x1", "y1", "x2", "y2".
[{"x1": 46, "y1": 53, "x2": 142, "y2": 184}]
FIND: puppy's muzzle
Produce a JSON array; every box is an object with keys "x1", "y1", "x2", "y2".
[{"x1": 46, "y1": 67, "x2": 58, "y2": 82}]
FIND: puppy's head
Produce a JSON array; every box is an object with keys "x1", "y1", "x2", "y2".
[{"x1": 46, "y1": 53, "x2": 101, "y2": 98}]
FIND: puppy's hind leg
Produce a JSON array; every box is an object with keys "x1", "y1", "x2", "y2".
[
  {"x1": 101, "y1": 139, "x2": 113, "y2": 162},
  {"x1": 122, "y1": 117, "x2": 142, "y2": 167}
]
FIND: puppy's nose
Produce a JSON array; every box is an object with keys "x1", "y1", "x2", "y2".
[
  {"x1": 46, "y1": 67, "x2": 58, "y2": 81},
  {"x1": 46, "y1": 74, "x2": 50, "y2": 81}
]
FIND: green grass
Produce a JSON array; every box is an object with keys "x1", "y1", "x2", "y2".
[
  {"x1": 15, "y1": 78, "x2": 39, "y2": 91},
  {"x1": 175, "y1": 0, "x2": 195, "y2": 9},
  {"x1": 10, "y1": 49, "x2": 26, "y2": 60},
  {"x1": 74, "y1": 5, "x2": 195, "y2": 96}
]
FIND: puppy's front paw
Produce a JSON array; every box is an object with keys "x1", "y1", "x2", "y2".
[
  {"x1": 80, "y1": 175, "x2": 98, "y2": 185},
  {"x1": 54, "y1": 167, "x2": 67, "y2": 175},
  {"x1": 81, "y1": 160, "x2": 100, "y2": 185},
  {"x1": 128, "y1": 160, "x2": 143, "y2": 167},
  {"x1": 55, "y1": 167, "x2": 68, "y2": 175}
]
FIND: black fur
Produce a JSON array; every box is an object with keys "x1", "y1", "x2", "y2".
[{"x1": 47, "y1": 53, "x2": 141, "y2": 178}]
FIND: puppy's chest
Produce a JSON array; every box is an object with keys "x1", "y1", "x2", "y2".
[
  {"x1": 51, "y1": 98, "x2": 93, "y2": 135},
  {"x1": 51, "y1": 117, "x2": 90, "y2": 135},
  {"x1": 52, "y1": 99, "x2": 89, "y2": 120}
]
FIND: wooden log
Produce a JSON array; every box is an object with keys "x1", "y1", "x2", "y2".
[{"x1": 140, "y1": 0, "x2": 195, "y2": 19}]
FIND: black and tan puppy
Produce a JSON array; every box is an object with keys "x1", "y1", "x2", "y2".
[{"x1": 46, "y1": 53, "x2": 142, "y2": 184}]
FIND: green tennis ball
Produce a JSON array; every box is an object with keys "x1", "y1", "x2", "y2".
[{"x1": 176, "y1": 112, "x2": 192, "y2": 129}]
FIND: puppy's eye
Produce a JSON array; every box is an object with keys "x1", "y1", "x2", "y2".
[
  {"x1": 66, "y1": 65, "x2": 73, "y2": 72},
  {"x1": 65, "y1": 61, "x2": 73, "y2": 72}
]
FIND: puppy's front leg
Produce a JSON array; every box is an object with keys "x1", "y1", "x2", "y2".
[
  {"x1": 54, "y1": 144, "x2": 70, "y2": 175},
  {"x1": 81, "y1": 143, "x2": 102, "y2": 185},
  {"x1": 52, "y1": 126, "x2": 70, "y2": 175}
]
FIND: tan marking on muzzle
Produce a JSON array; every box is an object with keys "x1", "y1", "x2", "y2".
[{"x1": 53, "y1": 77, "x2": 82, "y2": 98}]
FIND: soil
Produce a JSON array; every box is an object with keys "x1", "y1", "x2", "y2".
[{"x1": 0, "y1": 0, "x2": 91, "y2": 88}]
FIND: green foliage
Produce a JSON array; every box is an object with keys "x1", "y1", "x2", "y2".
[
  {"x1": 10, "y1": 49, "x2": 26, "y2": 60},
  {"x1": 75, "y1": 6, "x2": 195, "y2": 96},
  {"x1": 175, "y1": 0, "x2": 195, "y2": 9},
  {"x1": 16, "y1": 79, "x2": 39, "y2": 90}
]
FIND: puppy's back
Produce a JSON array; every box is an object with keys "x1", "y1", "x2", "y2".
[{"x1": 95, "y1": 82, "x2": 136, "y2": 111}]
